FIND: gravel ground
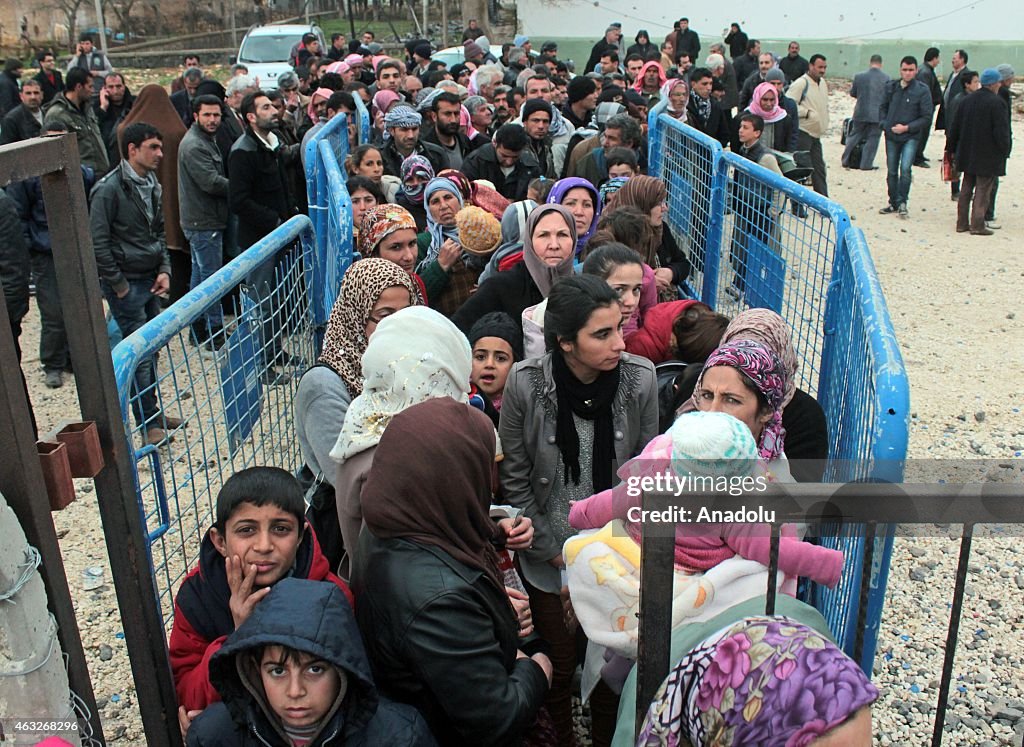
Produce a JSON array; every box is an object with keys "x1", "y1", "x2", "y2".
[{"x1": 14, "y1": 76, "x2": 1024, "y2": 745}]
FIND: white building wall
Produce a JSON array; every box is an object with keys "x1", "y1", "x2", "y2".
[{"x1": 517, "y1": 0, "x2": 1024, "y2": 41}]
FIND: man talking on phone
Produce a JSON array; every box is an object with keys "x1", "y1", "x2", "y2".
[{"x1": 67, "y1": 33, "x2": 113, "y2": 93}]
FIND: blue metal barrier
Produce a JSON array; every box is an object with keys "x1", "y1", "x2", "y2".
[
  {"x1": 303, "y1": 102, "x2": 369, "y2": 329},
  {"x1": 111, "y1": 217, "x2": 318, "y2": 627},
  {"x1": 649, "y1": 114, "x2": 910, "y2": 673}
]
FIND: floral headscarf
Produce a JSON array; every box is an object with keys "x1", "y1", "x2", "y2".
[
  {"x1": 318, "y1": 258, "x2": 420, "y2": 396},
  {"x1": 693, "y1": 339, "x2": 787, "y2": 461},
  {"x1": 417, "y1": 177, "x2": 465, "y2": 272},
  {"x1": 747, "y1": 81, "x2": 787, "y2": 123},
  {"x1": 633, "y1": 61, "x2": 667, "y2": 93},
  {"x1": 637, "y1": 616, "x2": 878, "y2": 746},
  {"x1": 399, "y1": 154, "x2": 434, "y2": 204},
  {"x1": 721, "y1": 309, "x2": 799, "y2": 407},
  {"x1": 546, "y1": 177, "x2": 600, "y2": 255},
  {"x1": 598, "y1": 176, "x2": 629, "y2": 205},
  {"x1": 661, "y1": 78, "x2": 690, "y2": 118},
  {"x1": 358, "y1": 203, "x2": 418, "y2": 258}
]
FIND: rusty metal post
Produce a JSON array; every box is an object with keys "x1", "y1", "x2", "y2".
[
  {"x1": 0, "y1": 134, "x2": 182, "y2": 746},
  {"x1": 0, "y1": 292, "x2": 104, "y2": 744}
]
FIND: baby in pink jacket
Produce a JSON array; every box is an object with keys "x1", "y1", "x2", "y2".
[{"x1": 567, "y1": 411, "x2": 843, "y2": 588}]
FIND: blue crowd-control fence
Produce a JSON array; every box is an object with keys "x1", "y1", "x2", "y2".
[
  {"x1": 648, "y1": 110, "x2": 910, "y2": 672},
  {"x1": 303, "y1": 95, "x2": 369, "y2": 329},
  {"x1": 111, "y1": 217, "x2": 318, "y2": 627}
]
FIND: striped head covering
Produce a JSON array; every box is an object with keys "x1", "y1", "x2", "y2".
[
  {"x1": 383, "y1": 103, "x2": 421, "y2": 130},
  {"x1": 598, "y1": 176, "x2": 629, "y2": 204},
  {"x1": 693, "y1": 339, "x2": 787, "y2": 461},
  {"x1": 358, "y1": 203, "x2": 418, "y2": 258},
  {"x1": 721, "y1": 308, "x2": 799, "y2": 407},
  {"x1": 318, "y1": 258, "x2": 421, "y2": 396},
  {"x1": 399, "y1": 154, "x2": 435, "y2": 203}
]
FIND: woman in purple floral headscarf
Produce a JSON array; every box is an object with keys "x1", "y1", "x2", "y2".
[
  {"x1": 691, "y1": 339, "x2": 787, "y2": 462},
  {"x1": 637, "y1": 615, "x2": 877, "y2": 746}
]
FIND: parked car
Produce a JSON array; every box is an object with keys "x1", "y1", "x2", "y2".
[{"x1": 236, "y1": 23, "x2": 326, "y2": 89}]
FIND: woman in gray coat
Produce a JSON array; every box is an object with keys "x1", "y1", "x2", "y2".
[{"x1": 498, "y1": 274, "x2": 658, "y2": 746}]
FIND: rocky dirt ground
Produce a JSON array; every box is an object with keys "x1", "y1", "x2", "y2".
[{"x1": 12, "y1": 72, "x2": 1023, "y2": 745}]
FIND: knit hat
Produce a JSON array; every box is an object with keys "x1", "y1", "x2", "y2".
[
  {"x1": 457, "y1": 206, "x2": 503, "y2": 257},
  {"x1": 468, "y1": 311, "x2": 524, "y2": 361},
  {"x1": 514, "y1": 34, "x2": 530, "y2": 47},
  {"x1": 996, "y1": 63, "x2": 1015, "y2": 81},
  {"x1": 464, "y1": 40, "x2": 484, "y2": 60},
  {"x1": 667, "y1": 411, "x2": 759, "y2": 480},
  {"x1": 522, "y1": 98, "x2": 553, "y2": 122},
  {"x1": 541, "y1": 41, "x2": 558, "y2": 53},
  {"x1": 765, "y1": 68, "x2": 786, "y2": 84},
  {"x1": 366, "y1": 42, "x2": 383, "y2": 54},
  {"x1": 980, "y1": 68, "x2": 1001, "y2": 86},
  {"x1": 567, "y1": 75, "x2": 598, "y2": 105}
]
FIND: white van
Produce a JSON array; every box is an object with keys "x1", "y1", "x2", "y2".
[{"x1": 236, "y1": 23, "x2": 326, "y2": 89}]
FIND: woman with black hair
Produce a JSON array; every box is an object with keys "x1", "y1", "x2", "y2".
[{"x1": 499, "y1": 274, "x2": 658, "y2": 746}]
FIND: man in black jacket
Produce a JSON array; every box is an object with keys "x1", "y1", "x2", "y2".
[
  {"x1": 170, "y1": 67, "x2": 204, "y2": 127},
  {"x1": 913, "y1": 47, "x2": 943, "y2": 167},
  {"x1": 674, "y1": 18, "x2": 701, "y2": 64},
  {"x1": 91, "y1": 122, "x2": 179, "y2": 443},
  {"x1": 878, "y1": 56, "x2": 932, "y2": 218},
  {"x1": 462, "y1": 124, "x2": 541, "y2": 200},
  {"x1": 0, "y1": 58, "x2": 24, "y2": 118},
  {"x1": 96, "y1": 72, "x2": 134, "y2": 166},
  {"x1": 947, "y1": 68, "x2": 1012, "y2": 236},
  {"x1": 686, "y1": 68, "x2": 731, "y2": 147},
  {"x1": 733, "y1": 39, "x2": 761, "y2": 88},
  {"x1": 778, "y1": 42, "x2": 808, "y2": 85},
  {"x1": 33, "y1": 51, "x2": 63, "y2": 105},
  {"x1": 420, "y1": 91, "x2": 478, "y2": 170},
  {"x1": 379, "y1": 105, "x2": 448, "y2": 177},
  {"x1": 0, "y1": 188, "x2": 36, "y2": 434},
  {"x1": 0, "y1": 78, "x2": 43, "y2": 145},
  {"x1": 228, "y1": 91, "x2": 294, "y2": 378}
]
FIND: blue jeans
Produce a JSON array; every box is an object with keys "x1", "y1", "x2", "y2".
[
  {"x1": 185, "y1": 228, "x2": 224, "y2": 328},
  {"x1": 101, "y1": 279, "x2": 162, "y2": 427},
  {"x1": 885, "y1": 137, "x2": 918, "y2": 208}
]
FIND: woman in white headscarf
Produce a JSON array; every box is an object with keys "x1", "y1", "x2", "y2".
[{"x1": 330, "y1": 305, "x2": 472, "y2": 576}]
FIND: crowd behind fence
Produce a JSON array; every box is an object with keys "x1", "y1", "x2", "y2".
[{"x1": 104, "y1": 107, "x2": 909, "y2": 739}]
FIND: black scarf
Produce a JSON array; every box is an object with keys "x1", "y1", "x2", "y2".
[{"x1": 552, "y1": 352, "x2": 620, "y2": 492}]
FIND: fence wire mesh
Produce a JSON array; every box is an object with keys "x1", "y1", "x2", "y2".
[
  {"x1": 649, "y1": 114, "x2": 909, "y2": 672},
  {"x1": 112, "y1": 218, "x2": 317, "y2": 628}
]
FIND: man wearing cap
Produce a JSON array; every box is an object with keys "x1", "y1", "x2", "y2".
[
  {"x1": 464, "y1": 39, "x2": 486, "y2": 65},
  {"x1": 842, "y1": 54, "x2": 889, "y2": 170},
  {"x1": 947, "y1": 68, "x2": 1011, "y2": 236},
  {"x1": 520, "y1": 98, "x2": 556, "y2": 177},
  {"x1": 540, "y1": 42, "x2": 559, "y2": 61},
  {"x1": 878, "y1": 55, "x2": 932, "y2": 219},
  {"x1": 563, "y1": 76, "x2": 597, "y2": 129},
  {"x1": 976, "y1": 63, "x2": 1014, "y2": 228},
  {"x1": 411, "y1": 43, "x2": 433, "y2": 79},
  {"x1": 380, "y1": 105, "x2": 448, "y2": 177},
  {"x1": 585, "y1": 26, "x2": 622, "y2": 76},
  {"x1": 514, "y1": 35, "x2": 532, "y2": 56}
]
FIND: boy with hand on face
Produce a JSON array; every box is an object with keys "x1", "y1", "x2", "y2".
[{"x1": 171, "y1": 468, "x2": 353, "y2": 717}]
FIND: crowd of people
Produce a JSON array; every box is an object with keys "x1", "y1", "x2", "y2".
[
  {"x1": 14, "y1": 17, "x2": 1018, "y2": 747},
  {"x1": 840, "y1": 48, "x2": 1013, "y2": 232}
]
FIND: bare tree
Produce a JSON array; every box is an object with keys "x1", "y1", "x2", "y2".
[
  {"x1": 107, "y1": 0, "x2": 140, "y2": 41},
  {"x1": 50, "y1": 0, "x2": 86, "y2": 51}
]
